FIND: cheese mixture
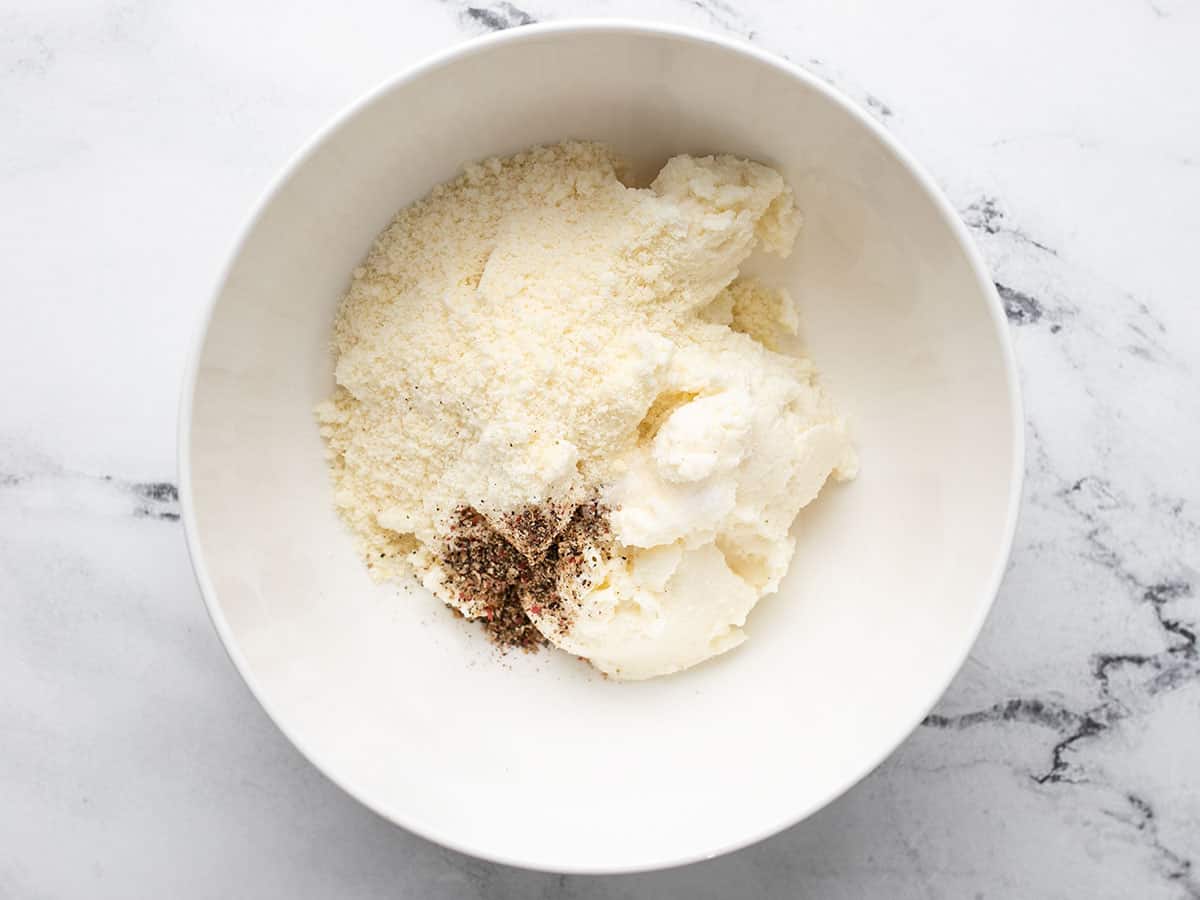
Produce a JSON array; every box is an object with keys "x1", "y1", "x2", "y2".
[{"x1": 317, "y1": 141, "x2": 855, "y2": 680}]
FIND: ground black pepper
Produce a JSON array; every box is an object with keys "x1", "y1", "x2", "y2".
[{"x1": 438, "y1": 500, "x2": 611, "y2": 651}]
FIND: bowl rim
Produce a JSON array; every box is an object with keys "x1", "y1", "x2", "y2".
[{"x1": 177, "y1": 18, "x2": 1025, "y2": 875}]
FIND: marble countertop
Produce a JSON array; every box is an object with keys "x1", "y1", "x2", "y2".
[{"x1": 3, "y1": 0, "x2": 1198, "y2": 896}]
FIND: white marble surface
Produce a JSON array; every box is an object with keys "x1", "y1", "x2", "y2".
[{"x1": 2, "y1": 0, "x2": 1198, "y2": 896}]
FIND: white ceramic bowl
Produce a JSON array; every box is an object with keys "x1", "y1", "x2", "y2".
[{"x1": 180, "y1": 21, "x2": 1022, "y2": 874}]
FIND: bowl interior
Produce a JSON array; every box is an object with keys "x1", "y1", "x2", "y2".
[{"x1": 185, "y1": 25, "x2": 1019, "y2": 873}]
